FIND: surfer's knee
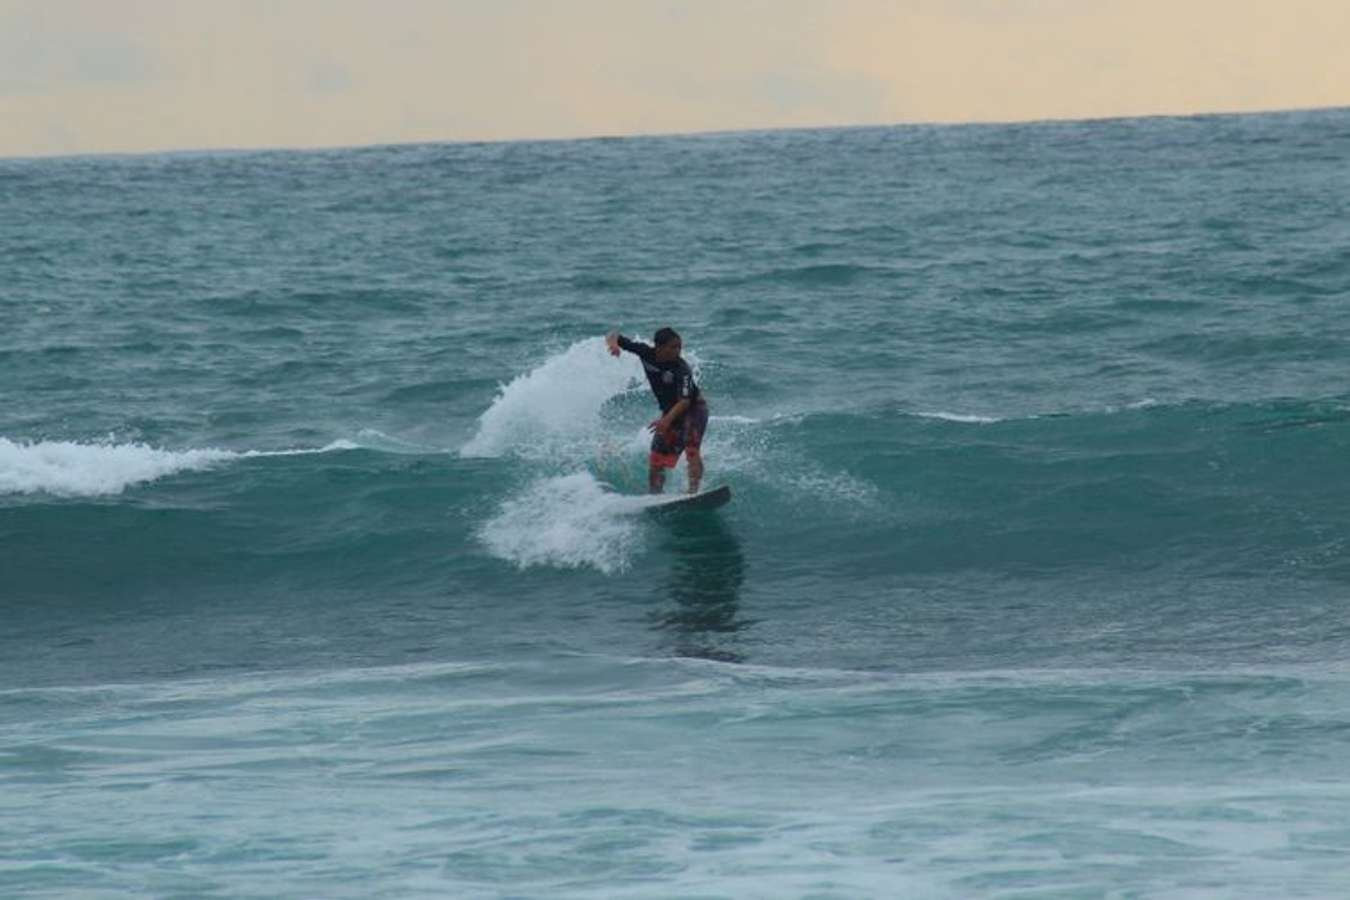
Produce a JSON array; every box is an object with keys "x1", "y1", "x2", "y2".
[{"x1": 649, "y1": 450, "x2": 679, "y2": 469}]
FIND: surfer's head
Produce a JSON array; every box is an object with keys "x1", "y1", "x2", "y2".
[{"x1": 653, "y1": 327, "x2": 682, "y2": 361}]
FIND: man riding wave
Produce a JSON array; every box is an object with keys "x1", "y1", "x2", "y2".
[{"x1": 606, "y1": 327, "x2": 707, "y2": 494}]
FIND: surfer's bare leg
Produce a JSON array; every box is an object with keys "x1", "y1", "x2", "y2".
[
  {"x1": 686, "y1": 450, "x2": 703, "y2": 494},
  {"x1": 649, "y1": 437, "x2": 678, "y2": 494}
]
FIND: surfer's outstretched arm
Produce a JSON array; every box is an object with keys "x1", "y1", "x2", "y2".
[{"x1": 606, "y1": 331, "x2": 652, "y2": 359}]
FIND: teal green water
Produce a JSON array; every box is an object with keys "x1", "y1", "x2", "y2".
[{"x1": 4, "y1": 109, "x2": 1350, "y2": 896}]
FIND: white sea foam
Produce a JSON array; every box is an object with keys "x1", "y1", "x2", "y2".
[
  {"x1": 0, "y1": 438, "x2": 236, "y2": 497},
  {"x1": 478, "y1": 472, "x2": 652, "y2": 574},
  {"x1": 0, "y1": 437, "x2": 356, "y2": 497},
  {"x1": 241, "y1": 440, "x2": 359, "y2": 458},
  {"x1": 352, "y1": 428, "x2": 441, "y2": 453},
  {"x1": 914, "y1": 410, "x2": 1003, "y2": 424}
]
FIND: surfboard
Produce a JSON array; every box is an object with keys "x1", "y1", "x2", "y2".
[{"x1": 644, "y1": 484, "x2": 732, "y2": 514}]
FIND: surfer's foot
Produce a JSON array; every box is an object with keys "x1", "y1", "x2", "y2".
[{"x1": 648, "y1": 468, "x2": 666, "y2": 494}]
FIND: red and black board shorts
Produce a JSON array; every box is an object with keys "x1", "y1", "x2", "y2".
[{"x1": 650, "y1": 401, "x2": 708, "y2": 469}]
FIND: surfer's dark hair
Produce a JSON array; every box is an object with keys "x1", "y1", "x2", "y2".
[{"x1": 653, "y1": 327, "x2": 681, "y2": 347}]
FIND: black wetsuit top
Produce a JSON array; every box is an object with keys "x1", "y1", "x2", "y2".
[{"x1": 616, "y1": 336, "x2": 702, "y2": 413}]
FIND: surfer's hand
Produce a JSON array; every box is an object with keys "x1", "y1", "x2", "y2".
[{"x1": 605, "y1": 332, "x2": 621, "y2": 357}]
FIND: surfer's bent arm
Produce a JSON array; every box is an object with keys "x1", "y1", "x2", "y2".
[
  {"x1": 655, "y1": 398, "x2": 690, "y2": 433},
  {"x1": 607, "y1": 331, "x2": 652, "y2": 359}
]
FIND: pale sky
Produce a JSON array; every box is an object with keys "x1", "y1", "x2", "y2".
[{"x1": 3, "y1": 0, "x2": 1348, "y2": 157}]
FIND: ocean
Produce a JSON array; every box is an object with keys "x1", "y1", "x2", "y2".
[{"x1": 4, "y1": 107, "x2": 1350, "y2": 897}]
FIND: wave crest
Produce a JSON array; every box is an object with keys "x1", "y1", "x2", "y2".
[
  {"x1": 0, "y1": 438, "x2": 358, "y2": 498},
  {"x1": 0, "y1": 438, "x2": 236, "y2": 497}
]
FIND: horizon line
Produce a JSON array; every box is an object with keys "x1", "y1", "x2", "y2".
[{"x1": 6, "y1": 102, "x2": 1347, "y2": 165}]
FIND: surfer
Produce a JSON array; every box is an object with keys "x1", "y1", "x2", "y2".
[{"x1": 606, "y1": 327, "x2": 707, "y2": 494}]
